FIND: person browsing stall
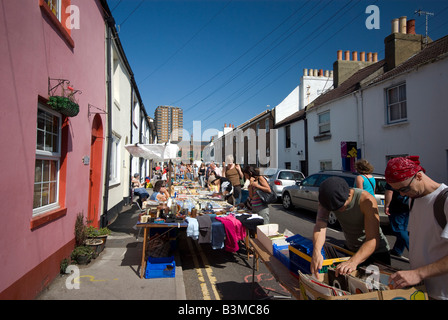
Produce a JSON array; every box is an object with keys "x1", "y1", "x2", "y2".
[
  {"x1": 208, "y1": 173, "x2": 234, "y2": 204},
  {"x1": 311, "y1": 177, "x2": 390, "y2": 277},
  {"x1": 242, "y1": 166, "x2": 271, "y2": 224},
  {"x1": 149, "y1": 180, "x2": 170, "y2": 202},
  {"x1": 385, "y1": 156, "x2": 448, "y2": 300},
  {"x1": 222, "y1": 155, "x2": 244, "y2": 205},
  {"x1": 131, "y1": 173, "x2": 150, "y2": 205}
]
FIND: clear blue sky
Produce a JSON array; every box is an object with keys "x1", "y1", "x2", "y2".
[{"x1": 106, "y1": 0, "x2": 448, "y2": 139}]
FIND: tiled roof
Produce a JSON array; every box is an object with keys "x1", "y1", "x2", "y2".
[
  {"x1": 274, "y1": 109, "x2": 305, "y2": 128},
  {"x1": 369, "y1": 34, "x2": 448, "y2": 85},
  {"x1": 307, "y1": 60, "x2": 386, "y2": 111},
  {"x1": 307, "y1": 34, "x2": 448, "y2": 111}
]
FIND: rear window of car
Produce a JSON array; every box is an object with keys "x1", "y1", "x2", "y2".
[
  {"x1": 375, "y1": 178, "x2": 387, "y2": 195},
  {"x1": 315, "y1": 174, "x2": 355, "y2": 187},
  {"x1": 278, "y1": 171, "x2": 303, "y2": 180}
]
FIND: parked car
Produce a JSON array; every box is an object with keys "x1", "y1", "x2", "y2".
[
  {"x1": 281, "y1": 170, "x2": 388, "y2": 226},
  {"x1": 264, "y1": 169, "x2": 305, "y2": 199}
]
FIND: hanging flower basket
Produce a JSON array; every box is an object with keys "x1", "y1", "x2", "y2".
[{"x1": 48, "y1": 95, "x2": 80, "y2": 117}]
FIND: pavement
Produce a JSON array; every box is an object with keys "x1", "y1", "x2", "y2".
[{"x1": 36, "y1": 201, "x2": 187, "y2": 300}]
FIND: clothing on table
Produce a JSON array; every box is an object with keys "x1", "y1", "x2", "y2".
[
  {"x1": 408, "y1": 183, "x2": 448, "y2": 300},
  {"x1": 361, "y1": 175, "x2": 376, "y2": 197},
  {"x1": 234, "y1": 213, "x2": 265, "y2": 231},
  {"x1": 186, "y1": 217, "x2": 199, "y2": 240},
  {"x1": 334, "y1": 188, "x2": 390, "y2": 255},
  {"x1": 215, "y1": 215, "x2": 246, "y2": 252},
  {"x1": 209, "y1": 214, "x2": 225, "y2": 250},
  {"x1": 197, "y1": 214, "x2": 212, "y2": 244}
]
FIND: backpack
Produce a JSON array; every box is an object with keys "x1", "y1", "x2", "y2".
[
  {"x1": 410, "y1": 187, "x2": 448, "y2": 229},
  {"x1": 434, "y1": 187, "x2": 448, "y2": 230}
]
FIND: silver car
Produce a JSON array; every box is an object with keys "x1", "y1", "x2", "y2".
[
  {"x1": 264, "y1": 169, "x2": 305, "y2": 199},
  {"x1": 281, "y1": 171, "x2": 388, "y2": 226}
]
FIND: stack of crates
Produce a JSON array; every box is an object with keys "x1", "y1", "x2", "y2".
[{"x1": 287, "y1": 234, "x2": 351, "y2": 278}]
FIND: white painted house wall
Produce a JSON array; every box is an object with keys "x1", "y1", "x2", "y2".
[
  {"x1": 276, "y1": 120, "x2": 306, "y2": 171},
  {"x1": 306, "y1": 94, "x2": 359, "y2": 175},
  {"x1": 362, "y1": 57, "x2": 448, "y2": 183}
]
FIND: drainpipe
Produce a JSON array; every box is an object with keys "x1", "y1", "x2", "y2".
[
  {"x1": 129, "y1": 83, "x2": 134, "y2": 202},
  {"x1": 101, "y1": 16, "x2": 114, "y2": 227},
  {"x1": 304, "y1": 115, "x2": 309, "y2": 177}
]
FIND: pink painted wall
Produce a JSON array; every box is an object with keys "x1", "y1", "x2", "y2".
[{"x1": 0, "y1": 0, "x2": 106, "y2": 296}]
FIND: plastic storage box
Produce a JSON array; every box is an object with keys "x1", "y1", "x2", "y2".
[{"x1": 145, "y1": 256, "x2": 176, "y2": 279}]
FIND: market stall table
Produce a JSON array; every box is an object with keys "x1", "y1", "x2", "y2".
[{"x1": 137, "y1": 220, "x2": 188, "y2": 279}]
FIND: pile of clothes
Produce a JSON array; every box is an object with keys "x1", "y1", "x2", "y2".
[{"x1": 186, "y1": 213, "x2": 265, "y2": 252}]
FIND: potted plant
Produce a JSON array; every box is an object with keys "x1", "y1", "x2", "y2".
[
  {"x1": 85, "y1": 238, "x2": 104, "y2": 258},
  {"x1": 47, "y1": 95, "x2": 79, "y2": 117},
  {"x1": 86, "y1": 226, "x2": 111, "y2": 254},
  {"x1": 74, "y1": 213, "x2": 87, "y2": 246},
  {"x1": 71, "y1": 245, "x2": 93, "y2": 265}
]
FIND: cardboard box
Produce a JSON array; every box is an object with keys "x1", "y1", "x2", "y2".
[
  {"x1": 298, "y1": 271, "x2": 428, "y2": 300},
  {"x1": 257, "y1": 224, "x2": 289, "y2": 254}
]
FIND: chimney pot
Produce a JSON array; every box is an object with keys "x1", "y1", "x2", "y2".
[
  {"x1": 373, "y1": 52, "x2": 378, "y2": 62},
  {"x1": 337, "y1": 50, "x2": 343, "y2": 60},
  {"x1": 314, "y1": 69, "x2": 318, "y2": 76},
  {"x1": 392, "y1": 18, "x2": 399, "y2": 33},
  {"x1": 352, "y1": 51, "x2": 358, "y2": 61},
  {"x1": 324, "y1": 70, "x2": 329, "y2": 77},
  {"x1": 399, "y1": 16, "x2": 407, "y2": 34},
  {"x1": 367, "y1": 52, "x2": 372, "y2": 62},
  {"x1": 345, "y1": 50, "x2": 350, "y2": 61},
  {"x1": 224, "y1": 123, "x2": 226, "y2": 127},
  {"x1": 319, "y1": 69, "x2": 323, "y2": 76},
  {"x1": 407, "y1": 19, "x2": 416, "y2": 34},
  {"x1": 360, "y1": 51, "x2": 366, "y2": 61},
  {"x1": 303, "y1": 68, "x2": 308, "y2": 76}
]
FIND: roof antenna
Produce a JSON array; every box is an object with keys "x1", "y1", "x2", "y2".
[{"x1": 415, "y1": 9, "x2": 434, "y2": 46}]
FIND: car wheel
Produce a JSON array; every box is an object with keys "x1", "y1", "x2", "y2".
[
  {"x1": 328, "y1": 212, "x2": 338, "y2": 226},
  {"x1": 282, "y1": 193, "x2": 293, "y2": 210}
]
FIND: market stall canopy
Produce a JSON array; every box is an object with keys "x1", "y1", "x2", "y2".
[{"x1": 125, "y1": 143, "x2": 180, "y2": 161}]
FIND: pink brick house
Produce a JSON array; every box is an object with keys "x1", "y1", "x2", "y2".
[{"x1": 0, "y1": 0, "x2": 107, "y2": 299}]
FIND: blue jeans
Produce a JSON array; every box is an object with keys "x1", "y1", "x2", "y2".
[
  {"x1": 134, "y1": 187, "x2": 149, "y2": 200},
  {"x1": 388, "y1": 211, "x2": 409, "y2": 255}
]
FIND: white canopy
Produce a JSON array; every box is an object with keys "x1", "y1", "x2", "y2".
[{"x1": 124, "y1": 143, "x2": 180, "y2": 161}]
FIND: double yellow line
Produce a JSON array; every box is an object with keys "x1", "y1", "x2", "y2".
[{"x1": 186, "y1": 237, "x2": 221, "y2": 300}]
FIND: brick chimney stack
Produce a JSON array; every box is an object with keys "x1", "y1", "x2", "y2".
[
  {"x1": 384, "y1": 17, "x2": 424, "y2": 71},
  {"x1": 333, "y1": 49, "x2": 377, "y2": 88}
]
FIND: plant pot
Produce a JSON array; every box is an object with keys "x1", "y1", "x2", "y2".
[
  {"x1": 85, "y1": 238, "x2": 104, "y2": 258},
  {"x1": 76, "y1": 254, "x2": 91, "y2": 265}
]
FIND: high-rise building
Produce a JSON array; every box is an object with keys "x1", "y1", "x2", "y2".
[{"x1": 154, "y1": 106, "x2": 183, "y2": 143}]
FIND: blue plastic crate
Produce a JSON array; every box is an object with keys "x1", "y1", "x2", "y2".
[
  {"x1": 145, "y1": 256, "x2": 176, "y2": 279},
  {"x1": 287, "y1": 234, "x2": 325, "y2": 257},
  {"x1": 273, "y1": 243, "x2": 290, "y2": 268}
]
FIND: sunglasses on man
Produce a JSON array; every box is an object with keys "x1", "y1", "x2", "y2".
[{"x1": 394, "y1": 171, "x2": 421, "y2": 193}]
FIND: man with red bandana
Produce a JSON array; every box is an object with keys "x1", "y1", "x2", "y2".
[{"x1": 385, "y1": 156, "x2": 448, "y2": 300}]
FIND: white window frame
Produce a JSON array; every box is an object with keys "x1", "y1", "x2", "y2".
[
  {"x1": 386, "y1": 83, "x2": 407, "y2": 124},
  {"x1": 109, "y1": 133, "x2": 121, "y2": 185},
  {"x1": 318, "y1": 111, "x2": 330, "y2": 134},
  {"x1": 33, "y1": 104, "x2": 62, "y2": 216}
]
